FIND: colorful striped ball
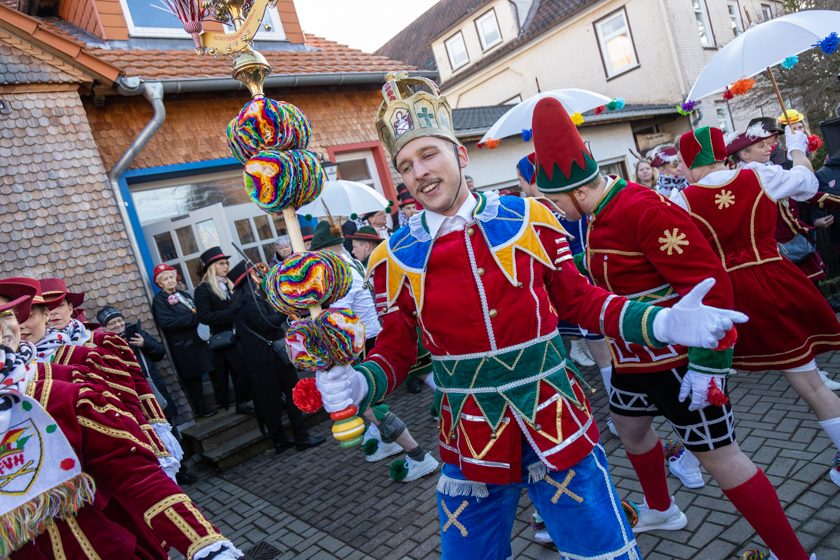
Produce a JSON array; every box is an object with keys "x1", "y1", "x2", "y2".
[
  {"x1": 226, "y1": 97, "x2": 312, "y2": 164},
  {"x1": 285, "y1": 319, "x2": 331, "y2": 371},
  {"x1": 317, "y1": 307, "x2": 366, "y2": 364},
  {"x1": 243, "y1": 149, "x2": 325, "y2": 213}
]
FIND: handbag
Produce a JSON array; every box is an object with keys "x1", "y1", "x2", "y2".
[
  {"x1": 778, "y1": 233, "x2": 816, "y2": 263},
  {"x1": 208, "y1": 330, "x2": 236, "y2": 351},
  {"x1": 239, "y1": 321, "x2": 292, "y2": 366}
]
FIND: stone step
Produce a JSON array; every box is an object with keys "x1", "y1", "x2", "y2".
[
  {"x1": 201, "y1": 429, "x2": 273, "y2": 471},
  {"x1": 181, "y1": 408, "x2": 260, "y2": 454}
]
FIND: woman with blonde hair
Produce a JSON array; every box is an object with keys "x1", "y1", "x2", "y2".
[
  {"x1": 194, "y1": 246, "x2": 253, "y2": 414},
  {"x1": 634, "y1": 158, "x2": 657, "y2": 189}
]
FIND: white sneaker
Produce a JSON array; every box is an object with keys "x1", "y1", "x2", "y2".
[
  {"x1": 632, "y1": 497, "x2": 688, "y2": 533},
  {"x1": 531, "y1": 512, "x2": 553, "y2": 545},
  {"x1": 390, "y1": 452, "x2": 439, "y2": 482},
  {"x1": 668, "y1": 449, "x2": 705, "y2": 489},
  {"x1": 364, "y1": 439, "x2": 403, "y2": 463},
  {"x1": 569, "y1": 340, "x2": 595, "y2": 367},
  {"x1": 818, "y1": 370, "x2": 840, "y2": 391}
]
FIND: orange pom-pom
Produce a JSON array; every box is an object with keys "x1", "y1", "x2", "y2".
[
  {"x1": 729, "y1": 78, "x2": 756, "y2": 96},
  {"x1": 486, "y1": 138, "x2": 501, "y2": 149}
]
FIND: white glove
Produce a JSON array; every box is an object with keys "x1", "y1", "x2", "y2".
[
  {"x1": 158, "y1": 455, "x2": 180, "y2": 483},
  {"x1": 652, "y1": 278, "x2": 748, "y2": 348},
  {"x1": 193, "y1": 540, "x2": 244, "y2": 560},
  {"x1": 678, "y1": 370, "x2": 727, "y2": 411},
  {"x1": 315, "y1": 364, "x2": 368, "y2": 413},
  {"x1": 785, "y1": 126, "x2": 809, "y2": 158},
  {"x1": 153, "y1": 422, "x2": 184, "y2": 462}
]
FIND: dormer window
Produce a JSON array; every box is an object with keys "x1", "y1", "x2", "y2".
[
  {"x1": 475, "y1": 9, "x2": 502, "y2": 51},
  {"x1": 445, "y1": 31, "x2": 469, "y2": 71},
  {"x1": 120, "y1": 0, "x2": 285, "y2": 41}
]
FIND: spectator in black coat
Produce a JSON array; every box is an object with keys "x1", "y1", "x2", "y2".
[
  {"x1": 228, "y1": 261, "x2": 325, "y2": 453},
  {"x1": 151, "y1": 263, "x2": 217, "y2": 418},
  {"x1": 193, "y1": 247, "x2": 253, "y2": 415}
]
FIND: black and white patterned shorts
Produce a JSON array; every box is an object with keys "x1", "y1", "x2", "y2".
[{"x1": 608, "y1": 365, "x2": 736, "y2": 452}]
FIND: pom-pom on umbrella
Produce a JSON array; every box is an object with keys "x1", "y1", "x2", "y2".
[
  {"x1": 722, "y1": 88, "x2": 734, "y2": 101},
  {"x1": 606, "y1": 97, "x2": 625, "y2": 111},
  {"x1": 521, "y1": 128, "x2": 533, "y2": 142},
  {"x1": 815, "y1": 31, "x2": 840, "y2": 54},
  {"x1": 594, "y1": 105, "x2": 606, "y2": 115},
  {"x1": 781, "y1": 55, "x2": 799, "y2": 69},
  {"x1": 676, "y1": 100, "x2": 699, "y2": 116},
  {"x1": 729, "y1": 78, "x2": 756, "y2": 96},
  {"x1": 570, "y1": 112, "x2": 585, "y2": 126}
]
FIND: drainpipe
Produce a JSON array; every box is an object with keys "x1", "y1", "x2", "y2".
[{"x1": 106, "y1": 77, "x2": 166, "y2": 302}]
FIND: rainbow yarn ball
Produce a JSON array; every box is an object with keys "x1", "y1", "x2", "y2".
[
  {"x1": 319, "y1": 250, "x2": 352, "y2": 304},
  {"x1": 262, "y1": 264, "x2": 299, "y2": 315},
  {"x1": 285, "y1": 319, "x2": 331, "y2": 371},
  {"x1": 243, "y1": 149, "x2": 325, "y2": 213},
  {"x1": 226, "y1": 97, "x2": 312, "y2": 164},
  {"x1": 317, "y1": 307, "x2": 366, "y2": 364},
  {"x1": 277, "y1": 251, "x2": 336, "y2": 307}
]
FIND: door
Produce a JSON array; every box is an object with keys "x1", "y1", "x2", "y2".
[
  {"x1": 142, "y1": 203, "x2": 234, "y2": 290},
  {"x1": 226, "y1": 203, "x2": 290, "y2": 264}
]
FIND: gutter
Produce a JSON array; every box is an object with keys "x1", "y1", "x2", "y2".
[
  {"x1": 160, "y1": 70, "x2": 439, "y2": 95},
  {"x1": 106, "y1": 77, "x2": 166, "y2": 302}
]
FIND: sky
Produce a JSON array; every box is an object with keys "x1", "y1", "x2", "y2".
[{"x1": 294, "y1": 0, "x2": 440, "y2": 53}]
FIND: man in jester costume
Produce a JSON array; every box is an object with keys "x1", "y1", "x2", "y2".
[
  {"x1": 314, "y1": 72, "x2": 746, "y2": 559},
  {"x1": 534, "y1": 102, "x2": 815, "y2": 559}
]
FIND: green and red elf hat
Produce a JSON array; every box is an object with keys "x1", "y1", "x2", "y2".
[
  {"x1": 532, "y1": 98, "x2": 599, "y2": 193},
  {"x1": 678, "y1": 126, "x2": 727, "y2": 169}
]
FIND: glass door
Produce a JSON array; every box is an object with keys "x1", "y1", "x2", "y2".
[
  {"x1": 226, "y1": 203, "x2": 290, "y2": 265},
  {"x1": 142, "y1": 203, "x2": 234, "y2": 290}
]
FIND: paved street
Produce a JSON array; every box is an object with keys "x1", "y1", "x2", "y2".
[{"x1": 178, "y1": 357, "x2": 840, "y2": 560}]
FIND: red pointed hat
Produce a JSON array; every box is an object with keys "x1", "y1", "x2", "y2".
[
  {"x1": 40, "y1": 277, "x2": 84, "y2": 308},
  {"x1": 679, "y1": 126, "x2": 727, "y2": 169},
  {"x1": 532, "y1": 98, "x2": 600, "y2": 193}
]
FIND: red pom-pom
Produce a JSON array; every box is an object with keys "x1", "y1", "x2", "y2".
[
  {"x1": 722, "y1": 88, "x2": 734, "y2": 101},
  {"x1": 714, "y1": 327, "x2": 738, "y2": 351},
  {"x1": 594, "y1": 105, "x2": 606, "y2": 115},
  {"x1": 707, "y1": 378, "x2": 729, "y2": 407},
  {"x1": 808, "y1": 134, "x2": 824, "y2": 153},
  {"x1": 292, "y1": 378, "x2": 322, "y2": 414}
]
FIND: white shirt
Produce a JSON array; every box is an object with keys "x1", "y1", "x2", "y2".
[
  {"x1": 331, "y1": 250, "x2": 382, "y2": 340},
  {"x1": 671, "y1": 162, "x2": 818, "y2": 210},
  {"x1": 424, "y1": 194, "x2": 478, "y2": 239}
]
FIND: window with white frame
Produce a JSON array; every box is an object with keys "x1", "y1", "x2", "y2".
[
  {"x1": 445, "y1": 31, "x2": 470, "y2": 71},
  {"x1": 475, "y1": 9, "x2": 502, "y2": 51},
  {"x1": 594, "y1": 9, "x2": 639, "y2": 78},
  {"x1": 120, "y1": 0, "x2": 285, "y2": 40},
  {"x1": 727, "y1": 2, "x2": 743, "y2": 36},
  {"x1": 693, "y1": 0, "x2": 714, "y2": 47},
  {"x1": 760, "y1": 3, "x2": 773, "y2": 21}
]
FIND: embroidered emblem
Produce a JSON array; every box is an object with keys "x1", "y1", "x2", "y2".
[
  {"x1": 544, "y1": 470, "x2": 584, "y2": 504},
  {"x1": 391, "y1": 109, "x2": 413, "y2": 138},
  {"x1": 442, "y1": 499, "x2": 469, "y2": 536},
  {"x1": 714, "y1": 189, "x2": 735, "y2": 210},
  {"x1": 658, "y1": 228, "x2": 689, "y2": 255},
  {"x1": 0, "y1": 419, "x2": 42, "y2": 494}
]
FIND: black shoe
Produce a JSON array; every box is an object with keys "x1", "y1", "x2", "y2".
[
  {"x1": 176, "y1": 469, "x2": 198, "y2": 485},
  {"x1": 235, "y1": 404, "x2": 255, "y2": 415},
  {"x1": 406, "y1": 377, "x2": 423, "y2": 394},
  {"x1": 295, "y1": 434, "x2": 326, "y2": 451},
  {"x1": 196, "y1": 406, "x2": 217, "y2": 418},
  {"x1": 274, "y1": 440, "x2": 294, "y2": 454}
]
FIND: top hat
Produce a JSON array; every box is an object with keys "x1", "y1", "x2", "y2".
[
  {"x1": 198, "y1": 247, "x2": 230, "y2": 272},
  {"x1": 226, "y1": 260, "x2": 254, "y2": 288}
]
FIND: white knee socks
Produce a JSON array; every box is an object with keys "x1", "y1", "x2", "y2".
[
  {"x1": 599, "y1": 366, "x2": 613, "y2": 395},
  {"x1": 818, "y1": 416, "x2": 840, "y2": 450}
]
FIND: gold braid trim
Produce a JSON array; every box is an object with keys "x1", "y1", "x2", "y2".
[
  {"x1": 165, "y1": 509, "x2": 200, "y2": 542},
  {"x1": 144, "y1": 493, "x2": 191, "y2": 526},
  {"x1": 46, "y1": 521, "x2": 66, "y2": 560},
  {"x1": 187, "y1": 534, "x2": 227, "y2": 560},
  {"x1": 77, "y1": 417, "x2": 155, "y2": 455},
  {"x1": 183, "y1": 501, "x2": 217, "y2": 535},
  {"x1": 77, "y1": 398, "x2": 128, "y2": 418},
  {"x1": 66, "y1": 516, "x2": 102, "y2": 560}
]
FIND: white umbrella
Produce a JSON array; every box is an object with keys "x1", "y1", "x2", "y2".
[
  {"x1": 296, "y1": 180, "x2": 390, "y2": 218},
  {"x1": 687, "y1": 10, "x2": 840, "y2": 105},
  {"x1": 479, "y1": 88, "x2": 613, "y2": 144}
]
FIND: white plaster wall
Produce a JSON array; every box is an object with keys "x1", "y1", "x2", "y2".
[
  {"x1": 444, "y1": 0, "x2": 687, "y2": 108},
  {"x1": 463, "y1": 122, "x2": 637, "y2": 190}
]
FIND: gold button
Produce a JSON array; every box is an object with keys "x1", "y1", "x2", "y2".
[
  {"x1": 488, "y1": 309, "x2": 497, "y2": 318},
  {"x1": 466, "y1": 227, "x2": 475, "y2": 236},
  {"x1": 477, "y1": 267, "x2": 485, "y2": 276}
]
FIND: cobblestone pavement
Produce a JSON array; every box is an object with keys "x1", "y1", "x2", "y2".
[{"x1": 177, "y1": 356, "x2": 840, "y2": 560}]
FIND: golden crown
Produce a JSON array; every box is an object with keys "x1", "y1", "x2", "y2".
[{"x1": 375, "y1": 71, "x2": 458, "y2": 161}]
